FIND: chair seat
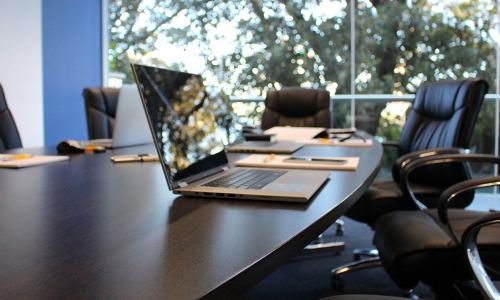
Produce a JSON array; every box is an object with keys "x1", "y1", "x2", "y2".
[
  {"x1": 425, "y1": 209, "x2": 500, "y2": 247},
  {"x1": 346, "y1": 180, "x2": 441, "y2": 227},
  {"x1": 373, "y1": 209, "x2": 500, "y2": 289}
]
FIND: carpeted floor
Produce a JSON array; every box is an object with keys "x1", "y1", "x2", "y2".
[{"x1": 241, "y1": 217, "x2": 434, "y2": 300}]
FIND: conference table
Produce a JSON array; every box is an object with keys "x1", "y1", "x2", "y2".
[{"x1": 0, "y1": 138, "x2": 382, "y2": 299}]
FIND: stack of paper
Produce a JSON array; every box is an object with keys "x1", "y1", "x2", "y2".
[
  {"x1": 0, "y1": 155, "x2": 69, "y2": 169},
  {"x1": 264, "y1": 126, "x2": 326, "y2": 141}
]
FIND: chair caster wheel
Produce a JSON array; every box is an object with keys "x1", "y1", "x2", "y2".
[
  {"x1": 331, "y1": 276, "x2": 344, "y2": 290},
  {"x1": 334, "y1": 220, "x2": 344, "y2": 236}
]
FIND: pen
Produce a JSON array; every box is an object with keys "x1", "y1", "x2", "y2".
[
  {"x1": 284, "y1": 157, "x2": 348, "y2": 164},
  {"x1": 339, "y1": 133, "x2": 367, "y2": 142},
  {"x1": 110, "y1": 153, "x2": 159, "y2": 163}
]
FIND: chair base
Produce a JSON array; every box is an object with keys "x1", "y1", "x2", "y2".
[
  {"x1": 330, "y1": 256, "x2": 420, "y2": 298},
  {"x1": 334, "y1": 219, "x2": 345, "y2": 236},
  {"x1": 303, "y1": 241, "x2": 345, "y2": 255},
  {"x1": 330, "y1": 257, "x2": 382, "y2": 290},
  {"x1": 353, "y1": 247, "x2": 379, "y2": 261},
  {"x1": 300, "y1": 220, "x2": 346, "y2": 256}
]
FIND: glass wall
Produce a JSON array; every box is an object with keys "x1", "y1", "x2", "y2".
[
  {"x1": 106, "y1": 0, "x2": 500, "y2": 177},
  {"x1": 351, "y1": 0, "x2": 498, "y2": 177}
]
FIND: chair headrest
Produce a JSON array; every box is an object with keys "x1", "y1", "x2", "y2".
[
  {"x1": 82, "y1": 87, "x2": 120, "y2": 118},
  {"x1": 265, "y1": 87, "x2": 330, "y2": 117},
  {"x1": 413, "y1": 79, "x2": 489, "y2": 119},
  {"x1": 0, "y1": 84, "x2": 7, "y2": 112}
]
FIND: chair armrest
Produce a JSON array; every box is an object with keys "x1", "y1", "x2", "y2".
[
  {"x1": 398, "y1": 153, "x2": 500, "y2": 211},
  {"x1": 462, "y1": 212, "x2": 500, "y2": 300},
  {"x1": 438, "y1": 176, "x2": 500, "y2": 242},
  {"x1": 392, "y1": 147, "x2": 463, "y2": 182},
  {"x1": 382, "y1": 141, "x2": 399, "y2": 149}
]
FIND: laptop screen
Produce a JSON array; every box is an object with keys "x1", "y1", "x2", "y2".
[{"x1": 131, "y1": 64, "x2": 229, "y2": 188}]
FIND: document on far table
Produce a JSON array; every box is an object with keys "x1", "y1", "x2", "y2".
[{"x1": 264, "y1": 126, "x2": 326, "y2": 141}]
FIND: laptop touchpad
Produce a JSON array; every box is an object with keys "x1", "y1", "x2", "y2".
[{"x1": 267, "y1": 183, "x2": 305, "y2": 193}]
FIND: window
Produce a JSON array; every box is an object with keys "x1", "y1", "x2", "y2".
[{"x1": 106, "y1": 0, "x2": 500, "y2": 178}]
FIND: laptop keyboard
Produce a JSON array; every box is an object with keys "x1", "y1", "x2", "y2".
[{"x1": 202, "y1": 169, "x2": 287, "y2": 190}]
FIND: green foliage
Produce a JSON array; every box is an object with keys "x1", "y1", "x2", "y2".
[{"x1": 109, "y1": 0, "x2": 496, "y2": 92}]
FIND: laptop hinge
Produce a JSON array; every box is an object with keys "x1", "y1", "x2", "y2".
[{"x1": 174, "y1": 164, "x2": 230, "y2": 187}]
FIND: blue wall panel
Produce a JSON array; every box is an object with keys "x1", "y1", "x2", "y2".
[{"x1": 43, "y1": 0, "x2": 102, "y2": 145}]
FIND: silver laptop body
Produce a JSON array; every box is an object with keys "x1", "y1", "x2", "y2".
[
  {"x1": 131, "y1": 64, "x2": 330, "y2": 202},
  {"x1": 111, "y1": 84, "x2": 152, "y2": 148}
]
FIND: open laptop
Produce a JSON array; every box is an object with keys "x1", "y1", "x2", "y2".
[
  {"x1": 131, "y1": 64, "x2": 330, "y2": 202},
  {"x1": 87, "y1": 84, "x2": 152, "y2": 148},
  {"x1": 111, "y1": 84, "x2": 152, "y2": 148}
]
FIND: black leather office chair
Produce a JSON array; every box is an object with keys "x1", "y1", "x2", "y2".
[
  {"x1": 82, "y1": 87, "x2": 119, "y2": 139},
  {"x1": 323, "y1": 205, "x2": 500, "y2": 299},
  {"x1": 261, "y1": 87, "x2": 330, "y2": 130},
  {"x1": 348, "y1": 79, "x2": 488, "y2": 225},
  {"x1": 0, "y1": 83, "x2": 22, "y2": 151},
  {"x1": 260, "y1": 86, "x2": 344, "y2": 252},
  {"x1": 372, "y1": 153, "x2": 500, "y2": 298},
  {"x1": 332, "y1": 79, "x2": 489, "y2": 288}
]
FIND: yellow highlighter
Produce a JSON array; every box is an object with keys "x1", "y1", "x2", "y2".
[
  {"x1": 263, "y1": 154, "x2": 276, "y2": 163},
  {"x1": 0, "y1": 154, "x2": 33, "y2": 161},
  {"x1": 319, "y1": 138, "x2": 331, "y2": 145}
]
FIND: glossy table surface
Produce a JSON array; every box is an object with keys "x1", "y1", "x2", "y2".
[{"x1": 0, "y1": 141, "x2": 382, "y2": 299}]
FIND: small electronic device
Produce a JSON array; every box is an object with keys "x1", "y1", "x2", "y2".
[
  {"x1": 243, "y1": 133, "x2": 277, "y2": 142},
  {"x1": 57, "y1": 140, "x2": 106, "y2": 154}
]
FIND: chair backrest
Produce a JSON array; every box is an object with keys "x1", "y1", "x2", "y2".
[
  {"x1": 399, "y1": 79, "x2": 489, "y2": 207},
  {"x1": 0, "y1": 84, "x2": 22, "y2": 151},
  {"x1": 261, "y1": 87, "x2": 330, "y2": 130},
  {"x1": 399, "y1": 79, "x2": 488, "y2": 155},
  {"x1": 83, "y1": 87, "x2": 120, "y2": 139}
]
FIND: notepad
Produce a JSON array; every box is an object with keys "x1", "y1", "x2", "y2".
[
  {"x1": 328, "y1": 128, "x2": 357, "y2": 134},
  {"x1": 264, "y1": 126, "x2": 326, "y2": 141},
  {"x1": 235, "y1": 154, "x2": 359, "y2": 171},
  {"x1": 0, "y1": 155, "x2": 69, "y2": 169},
  {"x1": 298, "y1": 138, "x2": 373, "y2": 147}
]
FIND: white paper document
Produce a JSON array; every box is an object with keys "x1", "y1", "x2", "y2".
[
  {"x1": 0, "y1": 155, "x2": 69, "y2": 169},
  {"x1": 298, "y1": 138, "x2": 373, "y2": 147},
  {"x1": 235, "y1": 154, "x2": 359, "y2": 171},
  {"x1": 264, "y1": 126, "x2": 326, "y2": 141}
]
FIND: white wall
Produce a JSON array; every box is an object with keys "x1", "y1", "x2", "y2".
[{"x1": 0, "y1": 0, "x2": 44, "y2": 147}]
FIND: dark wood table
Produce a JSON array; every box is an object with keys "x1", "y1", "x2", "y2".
[{"x1": 0, "y1": 141, "x2": 382, "y2": 299}]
